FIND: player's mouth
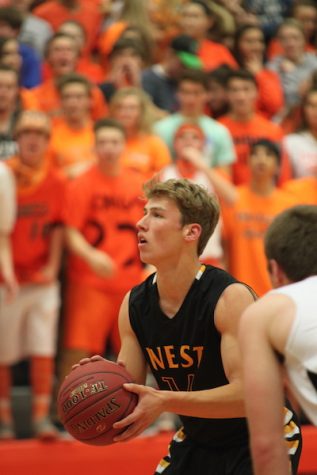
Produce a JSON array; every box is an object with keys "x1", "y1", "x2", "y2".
[{"x1": 138, "y1": 234, "x2": 147, "y2": 247}]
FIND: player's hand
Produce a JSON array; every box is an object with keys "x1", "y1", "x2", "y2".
[
  {"x1": 87, "y1": 249, "x2": 116, "y2": 277},
  {"x1": 112, "y1": 384, "x2": 166, "y2": 442},
  {"x1": 71, "y1": 355, "x2": 105, "y2": 371}
]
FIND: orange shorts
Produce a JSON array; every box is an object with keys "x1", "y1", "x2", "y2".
[{"x1": 63, "y1": 281, "x2": 125, "y2": 355}]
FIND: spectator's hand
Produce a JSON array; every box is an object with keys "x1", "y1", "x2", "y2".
[
  {"x1": 181, "y1": 147, "x2": 208, "y2": 171},
  {"x1": 244, "y1": 53, "x2": 263, "y2": 75},
  {"x1": 87, "y1": 248, "x2": 116, "y2": 277},
  {"x1": 3, "y1": 271, "x2": 18, "y2": 303},
  {"x1": 123, "y1": 59, "x2": 141, "y2": 86}
]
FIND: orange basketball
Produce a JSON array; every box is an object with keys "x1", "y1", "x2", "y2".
[{"x1": 57, "y1": 359, "x2": 138, "y2": 445}]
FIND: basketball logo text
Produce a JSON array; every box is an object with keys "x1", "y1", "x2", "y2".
[
  {"x1": 70, "y1": 397, "x2": 121, "y2": 434},
  {"x1": 63, "y1": 380, "x2": 108, "y2": 415}
]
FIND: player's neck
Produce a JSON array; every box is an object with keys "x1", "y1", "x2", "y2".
[{"x1": 155, "y1": 259, "x2": 202, "y2": 316}]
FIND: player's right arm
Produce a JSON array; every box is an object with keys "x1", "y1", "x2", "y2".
[{"x1": 117, "y1": 291, "x2": 147, "y2": 386}]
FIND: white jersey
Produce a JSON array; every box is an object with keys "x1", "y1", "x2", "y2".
[
  {"x1": 160, "y1": 165, "x2": 223, "y2": 261},
  {"x1": 272, "y1": 276, "x2": 317, "y2": 425}
]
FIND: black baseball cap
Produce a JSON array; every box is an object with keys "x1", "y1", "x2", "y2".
[{"x1": 170, "y1": 35, "x2": 202, "y2": 70}]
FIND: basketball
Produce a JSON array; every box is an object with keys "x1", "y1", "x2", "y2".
[{"x1": 57, "y1": 359, "x2": 138, "y2": 446}]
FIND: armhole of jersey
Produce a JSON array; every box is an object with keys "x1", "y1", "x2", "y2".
[{"x1": 240, "y1": 282, "x2": 258, "y2": 302}]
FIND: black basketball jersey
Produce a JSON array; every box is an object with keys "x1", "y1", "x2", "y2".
[{"x1": 129, "y1": 265, "x2": 250, "y2": 449}]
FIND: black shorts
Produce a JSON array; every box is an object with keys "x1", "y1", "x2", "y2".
[
  {"x1": 154, "y1": 415, "x2": 302, "y2": 475},
  {"x1": 154, "y1": 428, "x2": 253, "y2": 475}
]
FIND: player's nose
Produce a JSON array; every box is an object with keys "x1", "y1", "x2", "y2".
[{"x1": 136, "y1": 215, "x2": 147, "y2": 230}]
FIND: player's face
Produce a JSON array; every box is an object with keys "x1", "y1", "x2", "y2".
[{"x1": 136, "y1": 196, "x2": 186, "y2": 266}]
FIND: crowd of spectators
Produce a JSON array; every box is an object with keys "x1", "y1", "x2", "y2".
[{"x1": 0, "y1": 0, "x2": 317, "y2": 440}]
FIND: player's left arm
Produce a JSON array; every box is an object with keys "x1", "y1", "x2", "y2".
[{"x1": 239, "y1": 297, "x2": 291, "y2": 475}]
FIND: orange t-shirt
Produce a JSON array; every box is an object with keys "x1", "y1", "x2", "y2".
[
  {"x1": 198, "y1": 39, "x2": 237, "y2": 71},
  {"x1": 219, "y1": 113, "x2": 290, "y2": 185},
  {"x1": 282, "y1": 177, "x2": 317, "y2": 205},
  {"x1": 98, "y1": 21, "x2": 128, "y2": 74},
  {"x1": 222, "y1": 186, "x2": 298, "y2": 296},
  {"x1": 42, "y1": 58, "x2": 104, "y2": 84},
  {"x1": 33, "y1": 0, "x2": 102, "y2": 54},
  {"x1": 6, "y1": 168, "x2": 65, "y2": 284},
  {"x1": 63, "y1": 165, "x2": 144, "y2": 293},
  {"x1": 49, "y1": 118, "x2": 95, "y2": 179},
  {"x1": 29, "y1": 79, "x2": 108, "y2": 121},
  {"x1": 255, "y1": 69, "x2": 284, "y2": 119},
  {"x1": 20, "y1": 88, "x2": 40, "y2": 110},
  {"x1": 121, "y1": 133, "x2": 172, "y2": 180}
]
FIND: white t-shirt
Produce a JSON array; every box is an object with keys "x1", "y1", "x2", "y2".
[
  {"x1": 271, "y1": 276, "x2": 317, "y2": 425},
  {"x1": 283, "y1": 131, "x2": 317, "y2": 178},
  {"x1": 0, "y1": 162, "x2": 16, "y2": 233}
]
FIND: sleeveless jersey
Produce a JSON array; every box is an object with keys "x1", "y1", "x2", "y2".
[
  {"x1": 129, "y1": 265, "x2": 249, "y2": 448},
  {"x1": 271, "y1": 276, "x2": 317, "y2": 425}
]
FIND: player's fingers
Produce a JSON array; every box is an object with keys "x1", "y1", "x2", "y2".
[
  {"x1": 112, "y1": 411, "x2": 137, "y2": 430},
  {"x1": 78, "y1": 357, "x2": 91, "y2": 366},
  {"x1": 113, "y1": 421, "x2": 145, "y2": 442},
  {"x1": 116, "y1": 360, "x2": 126, "y2": 368},
  {"x1": 90, "y1": 355, "x2": 104, "y2": 362},
  {"x1": 122, "y1": 382, "x2": 142, "y2": 394}
]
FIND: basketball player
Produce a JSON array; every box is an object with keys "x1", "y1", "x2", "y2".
[
  {"x1": 77, "y1": 179, "x2": 301, "y2": 474},
  {"x1": 239, "y1": 205, "x2": 317, "y2": 475}
]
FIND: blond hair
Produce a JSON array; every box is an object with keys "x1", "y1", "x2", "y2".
[
  {"x1": 144, "y1": 178, "x2": 219, "y2": 256},
  {"x1": 109, "y1": 87, "x2": 156, "y2": 134}
]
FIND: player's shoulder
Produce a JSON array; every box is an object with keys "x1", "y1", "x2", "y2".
[{"x1": 220, "y1": 281, "x2": 257, "y2": 306}]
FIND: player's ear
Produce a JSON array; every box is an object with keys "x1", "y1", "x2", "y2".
[
  {"x1": 268, "y1": 259, "x2": 288, "y2": 288},
  {"x1": 183, "y1": 223, "x2": 201, "y2": 242}
]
